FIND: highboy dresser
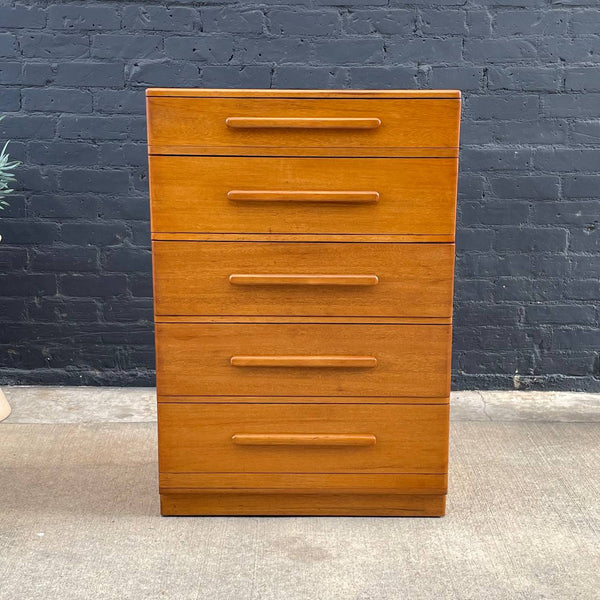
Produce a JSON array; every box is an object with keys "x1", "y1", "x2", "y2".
[{"x1": 146, "y1": 88, "x2": 461, "y2": 516}]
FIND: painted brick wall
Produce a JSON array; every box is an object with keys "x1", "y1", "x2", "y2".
[{"x1": 0, "y1": 1, "x2": 598, "y2": 390}]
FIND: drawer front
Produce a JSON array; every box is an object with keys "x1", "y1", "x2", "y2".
[
  {"x1": 153, "y1": 241, "x2": 455, "y2": 318},
  {"x1": 155, "y1": 323, "x2": 451, "y2": 397},
  {"x1": 147, "y1": 97, "x2": 460, "y2": 153},
  {"x1": 158, "y1": 403, "x2": 449, "y2": 474},
  {"x1": 149, "y1": 156, "x2": 458, "y2": 235}
]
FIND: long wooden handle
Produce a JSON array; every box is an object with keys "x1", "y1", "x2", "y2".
[
  {"x1": 225, "y1": 117, "x2": 381, "y2": 130},
  {"x1": 232, "y1": 433, "x2": 377, "y2": 447},
  {"x1": 229, "y1": 274, "x2": 379, "y2": 287},
  {"x1": 230, "y1": 355, "x2": 377, "y2": 368},
  {"x1": 227, "y1": 190, "x2": 379, "y2": 204}
]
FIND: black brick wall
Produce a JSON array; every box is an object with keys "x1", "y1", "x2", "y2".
[{"x1": 0, "y1": 0, "x2": 598, "y2": 391}]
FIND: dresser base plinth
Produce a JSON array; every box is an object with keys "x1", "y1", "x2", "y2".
[{"x1": 160, "y1": 492, "x2": 446, "y2": 517}]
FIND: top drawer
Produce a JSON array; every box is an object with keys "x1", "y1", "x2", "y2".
[{"x1": 146, "y1": 93, "x2": 461, "y2": 157}]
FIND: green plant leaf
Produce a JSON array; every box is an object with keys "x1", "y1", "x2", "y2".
[{"x1": 0, "y1": 118, "x2": 20, "y2": 204}]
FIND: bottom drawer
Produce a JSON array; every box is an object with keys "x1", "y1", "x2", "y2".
[{"x1": 158, "y1": 403, "x2": 449, "y2": 475}]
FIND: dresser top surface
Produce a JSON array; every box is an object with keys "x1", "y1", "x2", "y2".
[{"x1": 146, "y1": 88, "x2": 461, "y2": 99}]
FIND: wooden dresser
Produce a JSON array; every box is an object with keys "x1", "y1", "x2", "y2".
[{"x1": 146, "y1": 88, "x2": 461, "y2": 517}]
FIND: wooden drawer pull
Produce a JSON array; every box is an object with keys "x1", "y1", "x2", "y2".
[
  {"x1": 225, "y1": 117, "x2": 381, "y2": 130},
  {"x1": 229, "y1": 274, "x2": 379, "y2": 287},
  {"x1": 227, "y1": 190, "x2": 379, "y2": 204},
  {"x1": 230, "y1": 355, "x2": 378, "y2": 368},
  {"x1": 232, "y1": 433, "x2": 377, "y2": 447}
]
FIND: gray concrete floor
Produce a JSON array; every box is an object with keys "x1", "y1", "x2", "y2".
[
  {"x1": 3, "y1": 386, "x2": 600, "y2": 423},
  {"x1": 1, "y1": 420, "x2": 599, "y2": 600}
]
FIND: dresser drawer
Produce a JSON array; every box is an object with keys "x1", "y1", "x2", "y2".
[
  {"x1": 153, "y1": 241, "x2": 454, "y2": 318},
  {"x1": 147, "y1": 97, "x2": 460, "y2": 155},
  {"x1": 158, "y1": 403, "x2": 449, "y2": 474},
  {"x1": 155, "y1": 323, "x2": 451, "y2": 397},
  {"x1": 149, "y1": 156, "x2": 458, "y2": 235}
]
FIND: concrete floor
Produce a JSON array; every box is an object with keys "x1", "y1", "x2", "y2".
[
  {"x1": 1, "y1": 420, "x2": 599, "y2": 600},
  {"x1": 3, "y1": 386, "x2": 600, "y2": 423}
]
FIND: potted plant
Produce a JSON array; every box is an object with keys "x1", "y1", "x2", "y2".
[{"x1": 0, "y1": 115, "x2": 20, "y2": 421}]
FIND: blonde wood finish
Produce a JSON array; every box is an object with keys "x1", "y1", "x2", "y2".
[
  {"x1": 149, "y1": 156, "x2": 458, "y2": 235},
  {"x1": 230, "y1": 355, "x2": 378, "y2": 368},
  {"x1": 159, "y1": 472, "x2": 448, "y2": 494},
  {"x1": 146, "y1": 97, "x2": 460, "y2": 153},
  {"x1": 157, "y1": 403, "x2": 449, "y2": 474},
  {"x1": 147, "y1": 89, "x2": 460, "y2": 516},
  {"x1": 226, "y1": 116, "x2": 382, "y2": 129},
  {"x1": 157, "y1": 395, "x2": 449, "y2": 405},
  {"x1": 160, "y1": 492, "x2": 446, "y2": 516},
  {"x1": 227, "y1": 190, "x2": 379, "y2": 203},
  {"x1": 155, "y1": 316, "x2": 452, "y2": 325},
  {"x1": 152, "y1": 241, "x2": 454, "y2": 318},
  {"x1": 231, "y1": 433, "x2": 377, "y2": 446},
  {"x1": 148, "y1": 145, "x2": 459, "y2": 158},
  {"x1": 152, "y1": 232, "x2": 456, "y2": 243},
  {"x1": 228, "y1": 274, "x2": 380, "y2": 287},
  {"x1": 147, "y1": 88, "x2": 461, "y2": 99},
  {"x1": 155, "y1": 323, "x2": 451, "y2": 397}
]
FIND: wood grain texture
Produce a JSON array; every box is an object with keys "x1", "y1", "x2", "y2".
[
  {"x1": 154, "y1": 316, "x2": 452, "y2": 325},
  {"x1": 231, "y1": 433, "x2": 377, "y2": 446},
  {"x1": 157, "y1": 395, "x2": 449, "y2": 405},
  {"x1": 155, "y1": 323, "x2": 452, "y2": 397},
  {"x1": 151, "y1": 233, "x2": 456, "y2": 243},
  {"x1": 157, "y1": 403, "x2": 449, "y2": 474},
  {"x1": 228, "y1": 274, "x2": 380, "y2": 286},
  {"x1": 148, "y1": 156, "x2": 458, "y2": 235},
  {"x1": 226, "y1": 116, "x2": 382, "y2": 129},
  {"x1": 148, "y1": 145, "x2": 459, "y2": 158},
  {"x1": 147, "y1": 97, "x2": 460, "y2": 153},
  {"x1": 160, "y1": 492, "x2": 446, "y2": 516},
  {"x1": 152, "y1": 241, "x2": 454, "y2": 318},
  {"x1": 227, "y1": 190, "x2": 379, "y2": 203},
  {"x1": 159, "y1": 472, "x2": 448, "y2": 494},
  {"x1": 230, "y1": 355, "x2": 378, "y2": 368},
  {"x1": 146, "y1": 88, "x2": 461, "y2": 99}
]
